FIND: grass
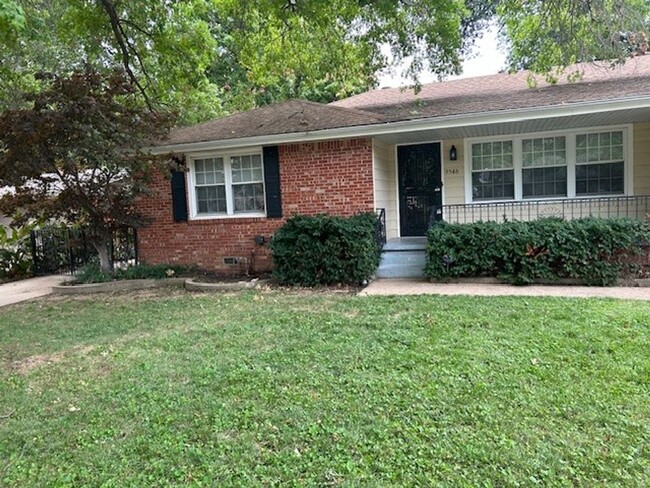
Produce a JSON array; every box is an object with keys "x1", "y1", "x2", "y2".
[{"x1": 0, "y1": 290, "x2": 649, "y2": 486}]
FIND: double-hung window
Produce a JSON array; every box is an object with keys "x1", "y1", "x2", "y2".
[
  {"x1": 190, "y1": 152, "x2": 265, "y2": 218},
  {"x1": 471, "y1": 141, "x2": 514, "y2": 201},
  {"x1": 194, "y1": 157, "x2": 227, "y2": 214},
  {"x1": 521, "y1": 136, "x2": 567, "y2": 199},
  {"x1": 575, "y1": 131, "x2": 625, "y2": 195},
  {"x1": 467, "y1": 127, "x2": 627, "y2": 202}
]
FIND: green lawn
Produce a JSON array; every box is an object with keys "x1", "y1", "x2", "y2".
[{"x1": 1, "y1": 290, "x2": 649, "y2": 486}]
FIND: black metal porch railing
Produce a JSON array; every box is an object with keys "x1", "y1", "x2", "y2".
[
  {"x1": 30, "y1": 226, "x2": 138, "y2": 276},
  {"x1": 375, "y1": 208, "x2": 387, "y2": 250},
  {"x1": 441, "y1": 195, "x2": 650, "y2": 225}
]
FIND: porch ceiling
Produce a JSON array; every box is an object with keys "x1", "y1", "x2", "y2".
[{"x1": 373, "y1": 106, "x2": 650, "y2": 145}]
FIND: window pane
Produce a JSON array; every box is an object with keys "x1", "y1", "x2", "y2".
[
  {"x1": 575, "y1": 162, "x2": 624, "y2": 195},
  {"x1": 195, "y1": 158, "x2": 224, "y2": 186},
  {"x1": 472, "y1": 170, "x2": 514, "y2": 201},
  {"x1": 471, "y1": 141, "x2": 514, "y2": 171},
  {"x1": 233, "y1": 183, "x2": 265, "y2": 213},
  {"x1": 472, "y1": 152, "x2": 482, "y2": 170},
  {"x1": 522, "y1": 136, "x2": 566, "y2": 168},
  {"x1": 577, "y1": 131, "x2": 623, "y2": 163},
  {"x1": 588, "y1": 134, "x2": 599, "y2": 147},
  {"x1": 231, "y1": 154, "x2": 262, "y2": 183},
  {"x1": 522, "y1": 167, "x2": 567, "y2": 198},
  {"x1": 196, "y1": 185, "x2": 226, "y2": 214}
]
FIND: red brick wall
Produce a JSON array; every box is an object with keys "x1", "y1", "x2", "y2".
[{"x1": 137, "y1": 137, "x2": 374, "y2": 274}]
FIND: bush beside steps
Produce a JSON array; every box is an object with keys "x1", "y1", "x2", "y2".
[{"x1": 271, "y1": 213, "x2": 381, "y2": 286}]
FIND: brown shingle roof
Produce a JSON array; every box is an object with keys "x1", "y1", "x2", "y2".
[
  {"x1": 165, "y1": 99, "x2": 385, "y2": 145},
  {"x1": 330, "y1": 56, "x2": 650, "y2": 120},
  {"x1": 165, "y1": 56, "x2": 650, "y2": 146}
]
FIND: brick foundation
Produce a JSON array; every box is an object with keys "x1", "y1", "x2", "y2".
[{"x1": 137, "y1": 137, "x2": 374, "y2": 274}]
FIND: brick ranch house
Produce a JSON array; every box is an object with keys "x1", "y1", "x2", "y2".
[{"x1": 141, "y1": 56, "x2": 650, "y2": 276}]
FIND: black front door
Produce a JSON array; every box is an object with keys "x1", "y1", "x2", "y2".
[{"x1": 398, "y1": 143, "x2": 442, "y2": 236}]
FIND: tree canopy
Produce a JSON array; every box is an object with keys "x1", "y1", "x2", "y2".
[
  {"x1": 1, "y1": 0, "x2": 648, "y2": 123},
  {"x1": 499, "y1": 0, "x2": 650, "y2": 82}
]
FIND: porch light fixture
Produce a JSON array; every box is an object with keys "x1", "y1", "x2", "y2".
[{"x1": 449, "y1": 145, "x2": 458, "y2": 161}]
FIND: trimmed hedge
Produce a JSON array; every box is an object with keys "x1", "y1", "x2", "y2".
[
  {"x1": 425, "y1": 217, "x2": 650, "y2": 286},
  {"x1": 271, "y1": 213, "x2": 381, "y2": 286}
]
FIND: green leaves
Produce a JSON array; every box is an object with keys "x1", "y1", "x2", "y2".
[
  {"x1": 426, "y1": 217, "x2": 650, "y2": 285},
  {"x1": 271, "y1": 213, "x2": 381, "y2": 286},
  {"x1": 3, "y1": 1, "x2": 648, "y2": 124},
  {"x1": 0, "y1": 0, "x2": 25, "y2": 39},
  {"x1": 0, "y1": 219, "x2": 39, "y2": 281},
  {"x1": 498, "y1": 0, "x2": 650, "y2": 79}
]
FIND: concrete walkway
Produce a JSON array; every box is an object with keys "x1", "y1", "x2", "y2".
[
  {"x1": 0, "y1": 275, "x2": 67, "y2": 308},
  {"x1": 360, "y1": 279, "x2": 650, "y2": 301}
]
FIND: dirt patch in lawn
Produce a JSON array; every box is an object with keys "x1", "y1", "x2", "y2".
[{"x1": 11, "y1": 345, "x2": 96, "y2": 375}]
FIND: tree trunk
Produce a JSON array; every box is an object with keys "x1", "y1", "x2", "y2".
[{"x1": 92, "y1": 240, "x2": 113, "y2": 275}]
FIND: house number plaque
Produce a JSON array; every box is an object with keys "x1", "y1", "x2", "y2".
[{"x1": 444, "y1": 168, "x2": 462, "y2": 176}]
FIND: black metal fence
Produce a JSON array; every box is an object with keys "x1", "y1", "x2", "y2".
[
  {"x1": 375, "y1": 208, "x2": 387, "y2": 250},
  {"x1": 441, "y1": 195, "x2": 650, "y2": 225},
  {"x1": 30, "y1": 227, "x2": 138, "y2": 276}
]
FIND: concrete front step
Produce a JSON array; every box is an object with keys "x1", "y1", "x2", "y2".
[
  {"x1": 376, "y1": 263, "x2": 426, "y2": 279},
  {"x1": 377, "y1": 249, "x2": 426, "y2": 278},
  {"x1": 382, "y1": 237, "x2": 427, "y2": 251}
]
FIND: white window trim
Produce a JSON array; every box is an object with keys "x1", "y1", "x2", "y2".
[
  {"x1": 187, "y1": 147, "x2": 267, "y2": 220},
  {"x1": 463, "y1": 124, "x2": 633, "y2": 204}
]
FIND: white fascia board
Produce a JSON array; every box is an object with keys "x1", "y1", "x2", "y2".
[{"x1": 151, "y1": 96, "x2": 650, "y2": 154}]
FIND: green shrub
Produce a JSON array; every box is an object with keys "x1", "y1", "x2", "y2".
[
  {"x1": 425, "y1": 217, "x2": 650, "y2": 286},
  {"x1": 0, "y1": 220, "x2": 41, "y2": 281},
  {"x1": 75, "y1": 260, "x2": 112, "y2": 284},
  {"x1": 271, "y1": 213, "x2": 381, "y2": 286}
]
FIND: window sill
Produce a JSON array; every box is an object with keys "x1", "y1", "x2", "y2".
[{"x1": 189, "y1": 212, "x2": 267, "y2": 221}]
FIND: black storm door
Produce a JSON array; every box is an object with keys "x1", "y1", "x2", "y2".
[{"x1": 398, "y1": 143, "x2": 442, "y2": 236}]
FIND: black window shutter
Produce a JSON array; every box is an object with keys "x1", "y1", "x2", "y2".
[
  {"x1": 170, "y1": 169, "x2": 188, "y2": 222},
  {"x1": 263, "y1": 146, "x2": 282, "y2": 218}
]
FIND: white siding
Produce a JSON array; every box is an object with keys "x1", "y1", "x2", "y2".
[
  {"x1": 634, "y1": 122, "x2": 650, "y2": 196},
  {"x1": 441, "y1": 139, "x2": 465, "y2": 205},
  {"x1": 372, "y1": 139, "x2": 399, "y2": 239}
]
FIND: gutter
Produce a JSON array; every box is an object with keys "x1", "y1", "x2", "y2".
[{"x1": 151, "y1": 96, "x2": 650, "y2": 154}]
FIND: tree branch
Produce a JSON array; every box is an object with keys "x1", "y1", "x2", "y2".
[
  {"x1": 118, "y1": 17, "x2": 154, "y2": 38},
  {"x1": 96, "y1": 0, "x2": 153, "y2": 109}
]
